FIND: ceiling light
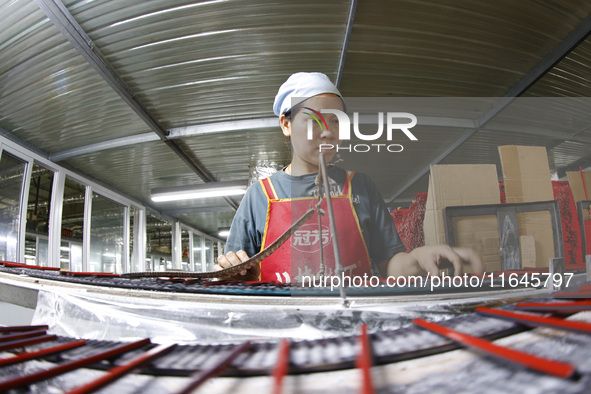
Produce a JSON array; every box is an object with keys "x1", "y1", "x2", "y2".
[
  {"x1": 151, "y1": 181, "x2": 246, "y2": 202},
  {"x1": 218, "y1": 227, "x2": 231, "y2": 237}
]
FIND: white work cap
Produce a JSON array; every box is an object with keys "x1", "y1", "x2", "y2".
[{"x1": 273, "y1": 72, "x2": 341, "y2": 116}]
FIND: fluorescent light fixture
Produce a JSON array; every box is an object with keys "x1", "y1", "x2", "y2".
[
  {"x1": 151, "y1": 181, "x2": 247, "y2": 202},
  {"x1": 218, "y1": 226, "x2": 231, "y2": 237}
]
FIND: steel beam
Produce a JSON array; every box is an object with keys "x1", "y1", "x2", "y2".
[
  {"x1": 34, "y1": 0, "x2": 236, "y2": 209},
  {"x1": 50, "y1": 118, "x2": 278, "y2": 161},
  {"x1": 335, "y1": 0, "x2": 358, "y2": 88}
]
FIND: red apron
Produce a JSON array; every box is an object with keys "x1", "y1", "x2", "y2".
[{"x1": 259, "y1": 171, "x2": 371, "y2": 283}]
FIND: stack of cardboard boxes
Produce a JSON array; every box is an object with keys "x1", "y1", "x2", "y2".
[
  {"x1": 423, "y1": 164, "x2": 501, "y2": 272},
  {"x1": 423, "y1": 145, "x2": 558, "y2": 271},
  {"x1": 498, "y1": 145, "x2": 555, "y2": 269}
]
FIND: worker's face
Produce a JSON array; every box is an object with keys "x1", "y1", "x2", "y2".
[{"x1": 281, "y1": 94, "x2": 343, "y2": 167}]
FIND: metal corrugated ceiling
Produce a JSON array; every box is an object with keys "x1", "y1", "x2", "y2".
[{"x1": 1, "y1": 0, "x2": 591, "y2": 236}]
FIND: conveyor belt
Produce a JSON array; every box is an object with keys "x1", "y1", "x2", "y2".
[{"x1": 1, "y1": 293, "x2": 591, "y2": 392}]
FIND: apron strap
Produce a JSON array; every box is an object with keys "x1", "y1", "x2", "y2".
[
  {"x1": 260, "y1": 177, "x2": 278, "y2": 200},
  {"x1": 343, "y1": 170, "x2": 355, "y2": 196}
]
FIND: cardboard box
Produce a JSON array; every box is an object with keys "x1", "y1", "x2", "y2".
[
  {"x1": 566, "y1": 170, "x2": 591, "y2": 203},
  {"x1": 498, "y1": 145, "x2": 554, "y2": 203},
  {"x1": 453, "y1": 217, "x2": 500, "y2": 273},
  {"x1": 519, "y1": 235, "x2": 536, "y2": 269},
  {"x1": 498, "y1": 145, "x2": 555, "y2": 268},
  {"x1": 423, "y1": 164, "x2": 501, "y2": 270},
  {"x1": 480, "y1": 235, "x2": 502, "y2": 273}
]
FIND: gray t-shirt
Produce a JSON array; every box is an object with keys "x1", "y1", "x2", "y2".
[{"x1": 225, "y1": 167, "x2": 405, "y2": 275}]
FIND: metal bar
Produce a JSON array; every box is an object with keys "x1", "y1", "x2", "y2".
[
  {"x1": 335, "y1": 0, "x2": 358, "y2": 88},
  {"x1": 0, "y1": 338, "x2": 151, "y2": 392},
  {"x1": 33, "y1": 0, "x2": 237, "y2": 211},
  {"x1": 168, "y1": 118, "x2": 279, "y2": 138},
  {"x1": 82, "y1": 184, "x2": 93, "y2": 272},
  {"x1": 47, "y1": 115, "x2": 485, "y2": 162},
  {"x1": 514, "y1": 300, "x2": 591, "y2": 313},
  {"x1": 172, "y1": 221, "x2": 182, "y2": 270},
  {"x1": 0, "y1": 127, "x2": 49, "y2": 159},
  {"x1": 66, "y1": 343, "x2": 175, "y2": 394},
  {"x1": 123, "y1": 205, "x2": 130, "y2": 274},
  {"x1": 18, "y1": 157, "x2": 33, "y2": 266},
  {"x1": 174, "y1": 341, "x2": 252, "y2": 394},
  {"x1": 0, "y1": 334, "x2": 58, "y2": 352},
  {"x1": 355, "y1": 324, "x2": 375, "y2": 394},
  {"x1": 200, "y1": 234, "x2": 206, "y2": 273},
  {"x1": 576, "y1": 201, "x2": 591, "y2": 261},
  {"x1": 580, "y1": 167, "x2": 590, "y2": 200},
  {"x1": 0, "y1": 261, "x2": 59, "y2": 270},
  {"x1": 50, "y1": 118, "x2": 279, "y2": 161},
  {"x1": 0, "y1": 325, "x2": 49, "y2": 333},
  {"x1": 571, "y1": 121, "x2": 591, "y2": 138},
  {"x1": 413, "y1": 318, "x2": 576, "y2": 379},
  {"x1": 553, "y1": 289, "x2": 591, "y2": 299},
  {"x1": 272, "y1": 339, "x2": 290, "y2": 394},
  {"x1": 49, "y1": 134, "x2": 160, "y2": 162},
  {"x1": 32, "y1": 0, "x2": 168, "y2": 140},
  {"x1": 317, "y1": 195, "x2": 325, "y2": 276},
  {"x1": 0, "y1": 340, "x2": 86, "y2": 368},
  {"x1": 482, "y1": 125, "x2": 591, "y2": 144},
  {"x1": 318, "y1": 153, "x2": 348, "y2": 306},
  {"x1": 137, "y1": 207, "x2": 147, "y2": 272},
  {"x1": 49, "y1": 171, "x2": 65, "y2": 268},
  {"x1": 387, "y1": 12, "x2": 591, "y2": 203},
  {"x1": 476, "y1": 307, "x2": 591, "y2": 335},
  {"x1": 0, "y1": 329, "x2": 46, "y2": 343},
  {"x1": 504, "y1": 13, "x2": 591, "y2": 98}
]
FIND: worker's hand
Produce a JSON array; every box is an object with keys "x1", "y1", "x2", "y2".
[
  {"x1": 214, "y1": 250, "x2": 260, "y2": 281},
  {"x1": 385, "y1": 245, "x2": 484, "y2": 277}
]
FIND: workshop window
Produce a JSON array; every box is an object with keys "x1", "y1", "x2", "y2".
[
  {"x1": 204, "y1": 238, "x2": 214, "y2": 271},
  {"x1": 24, "y1": 162, "x2": 54, "y2": 267},
  {"x1": 89, "y1": 193, "x2": 124, "y2": 274},
  {"x1": 181, "y1": 228, "x2": 190, "y2": 271},
  {"x1": 0, "y1": 151, "x2": 26, "y2": 262},
  {"x1": 61, "y1": 177, "x2": 85, "y2": 271},
  {"x1": 193, "y1": 234, "x2": 203, "y2": 272},
  {"x1": 146, "y1": 213, "x2": 172, "y2": 272}
]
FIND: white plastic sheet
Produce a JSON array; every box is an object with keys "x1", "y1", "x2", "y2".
[
  {"x1": 29, "y1": 287, "x2": 474, "y2": 345},
  {"x1": 30, "y1": 289, "x2": 384, "y2": 344}
]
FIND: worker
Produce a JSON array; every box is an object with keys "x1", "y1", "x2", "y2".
[{"x1": 215, "y1": 72, "x2": 483, "y2": 283}]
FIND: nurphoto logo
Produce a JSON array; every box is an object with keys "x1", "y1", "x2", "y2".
[{"x1": 304, "y1": 107, "x2": 418, "y2": 153}]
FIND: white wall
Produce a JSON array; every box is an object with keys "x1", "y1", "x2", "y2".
[{"x1": 0, "y1": 301, "x2": 35, "y2": 326}]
